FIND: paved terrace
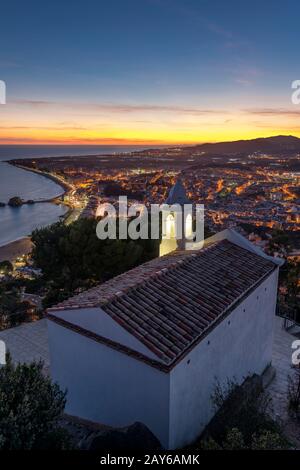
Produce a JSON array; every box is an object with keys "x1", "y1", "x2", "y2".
[{"x1": 0, "y1": 319, "x2": 49, "y2": 373}]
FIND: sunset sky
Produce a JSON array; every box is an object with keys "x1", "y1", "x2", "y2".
[{"x1": 1, "y1": 0, "x2": 300, "y2": 145}]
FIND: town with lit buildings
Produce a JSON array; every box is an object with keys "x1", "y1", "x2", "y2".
[{"x1": 12, "y1": 147, "x2": 300, "y2": 241}]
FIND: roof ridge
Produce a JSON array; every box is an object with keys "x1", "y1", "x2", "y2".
[
  {"x1": 98, "y1": 243, "x2": 217, "y2": 308},
  {"x1": 97, "y1": 240, "x2": 224, "y2": 307},
  {"x1": 48, "y1": 238, "x2": 272, "y2": 314},
  {"x1": 48, "y1": 242, "x2": 218, "y2": 313}
]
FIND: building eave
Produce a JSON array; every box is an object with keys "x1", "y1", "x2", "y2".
[{"x1": 46, "y1": 264, "x2": 277, "y2": 373}]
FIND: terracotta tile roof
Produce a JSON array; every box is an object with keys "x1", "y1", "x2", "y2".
[
  {"x1": 50, "y1": 249, "x2": 193, "y2": 310},
  {"x1": 48, "y1": 240, "x2": 276, "y2": 367}
]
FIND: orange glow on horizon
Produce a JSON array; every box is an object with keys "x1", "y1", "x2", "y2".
[
  {"x1": 1, "y1": 101, "x2": 300, "y2": 145},
  {"x1": 1, "y1": 127, "x2": 300, "y2": 146}
]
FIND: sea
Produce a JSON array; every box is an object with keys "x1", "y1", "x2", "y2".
[{"x1": 0, "y1": 145, "x2": 157, "y2": 247}]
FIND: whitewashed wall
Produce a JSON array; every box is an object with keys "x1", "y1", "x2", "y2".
[
  {"x1": 168, "y1": 268, "x2": 279, "y2": 449},
  {"x1": 47, "y1": 320, "x2": 171, "y2": 447}
]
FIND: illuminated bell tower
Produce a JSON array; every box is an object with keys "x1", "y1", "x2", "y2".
[{"x1": 160, "y1": 178, "x2": 192, "y2": 256}]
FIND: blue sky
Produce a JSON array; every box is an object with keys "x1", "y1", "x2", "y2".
[{"x1": 0, "y1": 0, "x2": 300, "y2": 144}]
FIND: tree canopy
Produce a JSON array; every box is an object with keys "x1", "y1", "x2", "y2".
[{"x1": 31, "y1": 217, "x2": 159, "y2": 306}]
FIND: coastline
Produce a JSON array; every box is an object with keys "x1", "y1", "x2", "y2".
[
  {"x1": 0, "y1": 162, "x2": 72, "y2": 255},
  {"x1": 7, "y1": 161, "x2": 72, "y2": 197},
  {"x1": 7, "y1": 161, "x2": 79, "y2": 224},
  {"x1": 0, "y1": 237, "x2": 33, "y2": 262}
]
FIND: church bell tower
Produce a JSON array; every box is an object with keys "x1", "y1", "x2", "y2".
[{"x1": 160, "y1": 177, "x2": 193, "y2": 256}]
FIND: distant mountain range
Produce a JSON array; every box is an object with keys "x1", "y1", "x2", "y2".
[{"x1": 185, "y1": 135, "x2": 300, "y2": 154}]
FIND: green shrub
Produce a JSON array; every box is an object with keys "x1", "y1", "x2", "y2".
[{"x1": 0, "y1": 354, "x2": 71, "y2": 449}]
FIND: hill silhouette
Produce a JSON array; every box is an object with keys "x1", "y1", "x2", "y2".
[{"x1": 185, "y1": 135, "x2": 300, "y2": 154}]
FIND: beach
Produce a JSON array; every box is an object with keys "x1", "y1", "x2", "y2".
[
  {"x1": 0, "y1": 237, "x2": 33, "y2": 262},
  {"x1": 0, "y1": 160, "x2": 68, "y2": 247}
]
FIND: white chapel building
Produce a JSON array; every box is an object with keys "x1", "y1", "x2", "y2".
[{"x1": 47, "y1": 220, "x2": 283, "y2": 449}]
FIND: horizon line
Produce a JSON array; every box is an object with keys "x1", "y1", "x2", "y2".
[{"x1": 0, "y1": 133, "x2": 297, "y2": 147}]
